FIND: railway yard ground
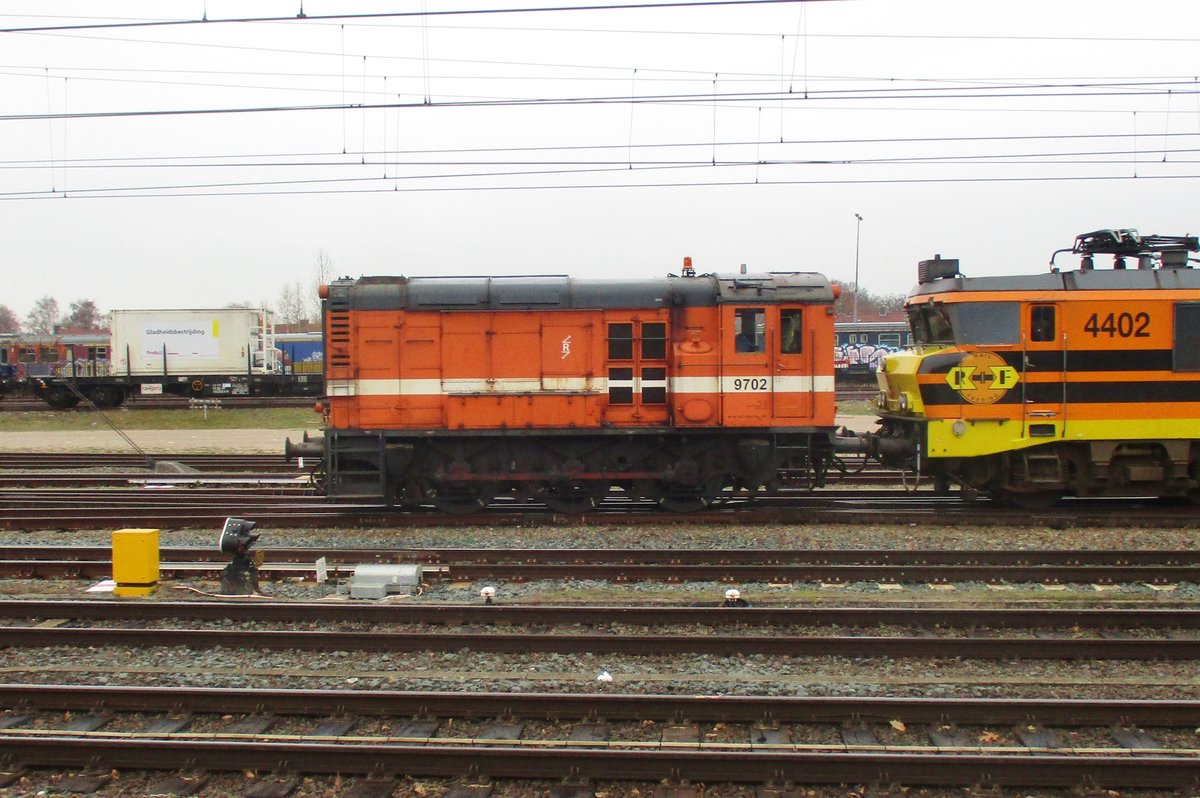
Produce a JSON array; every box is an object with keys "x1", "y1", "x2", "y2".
[
  {"x1": 0, "y1": 410, "x2": 877, "y2": 453},
  {"x1": 0, "y1": 424, "x2": 317, "y2": 454},
  {"x1": 0, "y1": 406, "x2": 321, "y2": 454},
  {"x1": 3, "y1": 408, "x2": 1200, "y2": 798}
]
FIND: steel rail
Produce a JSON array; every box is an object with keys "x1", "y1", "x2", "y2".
[
  {"x1": 1, "y1": 470, "x2": 316, "y2": 483},
  {"x1": 0, "y1": 489, "x2": 316, "y2": 503},
  {"x1": 3, "y1": 684, "x2": 1199, "y2": 726},
  {"x1": 2, "y1": 599, "x2": 1198, "y2": 631},
  {"x1": 3, "y1": 498, "x2": 1200, "y2": 530},
  {"x1": 4, "y1": 557, "x2": 1199, "y2": 585},
  {"x1": 2, "y1": 545, "x2": 1199, "y2": 584},
  {"x1": 4, "y1": 545, "x2": 1195, "y2": 566},
  {"x1": 0, "y1": 453, "x2": 302, "y2": 470},
  {"x1": 2, "y1": 736, "x2": 1197, "y2": 788},
  {"x1": 2, "y1": 625, "x2": 1197, "y2": 659},
  {"x1": 0, "y1": 396, "x2": 318, "y2": 412}
]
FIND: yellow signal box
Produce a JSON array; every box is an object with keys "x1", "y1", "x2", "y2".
[{"x1": 112, "y1": 528, "x2": 160, "y2": 597}]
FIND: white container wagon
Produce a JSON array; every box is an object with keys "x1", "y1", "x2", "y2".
[
  {"x1": 111, "y1": 308, "x2": 278, "y2": 377},
  {"x1": 33, "y1": 308, "x2": 322, "y2": 408}
]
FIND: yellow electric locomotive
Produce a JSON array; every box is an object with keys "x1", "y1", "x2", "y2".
[{"x1": 870, "y1": 229, "x2": 1200, "y2": 507}]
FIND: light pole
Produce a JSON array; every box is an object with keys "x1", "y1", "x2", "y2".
[{"x1": 853, "y1": 213, "x2": 863, "y2": 324}]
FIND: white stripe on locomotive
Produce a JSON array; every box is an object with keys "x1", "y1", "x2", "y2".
[{"x1": 328, "y1": 375, "x2": 834, "y2": 397}]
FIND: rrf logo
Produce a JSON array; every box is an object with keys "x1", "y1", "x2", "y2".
[
  {"x1": 561, "y1": 335, "x2": 572, "y2": 359},
  {"x1": 945, "y1": 351, "x2": 1019, "y2": 405}
]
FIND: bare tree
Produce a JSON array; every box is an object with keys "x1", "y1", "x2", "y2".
[
  {"x1": 25, "y1": 296, "x2": 60, "y2": 336},
  {"x1": 276, "y1": 281, "x2": 308, "y2": 325},
  {"x1": 833, "y1": 282, "x2": 906, "y2": 320},
  {"x1": 0, "y1": 305, "x2": 19, "y2": 334},
  {"x1": 307, "y1": 249, "x2": 333, "y2": 322},
  {"x1": 61, "y1": 299, "x2": 105, "y2": 329}
]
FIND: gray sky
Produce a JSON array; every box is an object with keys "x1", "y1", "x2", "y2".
[{"x1": 2, "y1": 0, "x2": 1198, "y2": 317}]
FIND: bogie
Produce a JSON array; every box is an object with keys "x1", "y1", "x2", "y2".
[{"x1": 329, "y1": 430, "x2": 829, "y2": 513}]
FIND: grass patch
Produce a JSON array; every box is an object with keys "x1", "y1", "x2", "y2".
[
  {"x1": 0, "y1": 407, "x2": 320, "y2": 432},
  {"x1": 836, "y1": 398, "x2": 879, "y2": 416}
]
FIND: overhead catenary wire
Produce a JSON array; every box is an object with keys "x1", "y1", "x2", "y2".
[
  {"x1": 4, "y1": 78, "x2": 1199, "y2": 123},
  {"x1": 2, "y1": 3, "x2": 1197, "y2": 206},
  {"x1": 1, "y1": 131, "x2": 1198, "y2": 174},
  {"x1": 0, "y1": 0, "x2": 836, "y2": 34},
  {"x1": 2, "y1": 130, "x2": 1196, "y2": 165},
  {"x1": 5, "y1": 9, "x2": 1200, "y2": 44},
  {"x1": 1, "y1": 148, "x2": 1198, "y2": 201},
  {"x1": 4, "y1": 171, "x2": 1198, "y2": 202}
]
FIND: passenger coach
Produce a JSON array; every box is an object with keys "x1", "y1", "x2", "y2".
[{"x1": 295, "y1": 268, "x2": 841, "y2": 512}]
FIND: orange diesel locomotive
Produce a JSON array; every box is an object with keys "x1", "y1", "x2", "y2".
[
  {"x1": 870, "y1": 229, "x2": 1200, "y2": 507},
  {"x1": 296, "y1": 268, "x2": 840, "y2": 512}
]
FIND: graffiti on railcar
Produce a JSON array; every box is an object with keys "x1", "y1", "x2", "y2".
[{"x1": 835, "y1": 342, "x2": 901, "y2": 372}]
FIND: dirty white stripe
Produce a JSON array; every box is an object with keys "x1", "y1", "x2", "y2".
[{"x1": 328, "y1": 375, "x2": 834, "y2": 397}]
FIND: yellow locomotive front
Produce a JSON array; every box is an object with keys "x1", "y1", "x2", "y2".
[
  {"x1": 871, "y1": 255, "x2": 1031, "y2": 496},
  {"x1": 870, "y1": 232, "x2": 1200, "y2": 507}
]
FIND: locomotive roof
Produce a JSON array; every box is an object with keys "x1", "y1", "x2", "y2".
[
  {"x1": 910, "y1": 267, "x2": 1200, "y2": 299},
  {"x1": 333, "y1": 273, "x2": 834, "y2": 311}
]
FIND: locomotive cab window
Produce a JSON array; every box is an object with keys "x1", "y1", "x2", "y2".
[
  {"x1": 951, "y1": 302, "x2": 1020, "y2": 345},
  {"x1": 608, "y1": 367, "x2": 634, "y2": 404},
  {"x1": 641, "y1": 322, "x2": 666, "y2": 359},
  {"x1": 608, "y1": 323, "x2": 634, "y2": 360},
  {"x1": 607, "y1": 319, "x2": 667, "y2": 405},
  {"x1": 1030, "y1": 306, "x2": 1056, "y2": 342},
  {"x1": 735, "y1": 309, "x2": 765, "y2": 353},
  {"x1": 910, "y1": 301, "x2": 1019, "y2": 346},
  {"x1": 780, "y1": 309, "x2": 803, "y2": 354},
  {"x1": 908, "y1": 304, "x2": 953, "y2": 345},
  {"x1": 1174, "y1": 304, "x2": 1200, "y2": 371},
  {"x1": 642, "y1": 366, "x2": 667, "y2": 404}
]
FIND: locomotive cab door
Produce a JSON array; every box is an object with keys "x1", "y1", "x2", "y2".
[
  {"x1": 1022, "y1": 303, "x2": 1066, "y2": 439},
  {"x1": 722, "y1": 306, "x2": 771, "y2": 424},
  {"x1": 772, "y1": 306, "x2": 813, "y2": 418},
  {"x1": 721, "y1": 305, "x2": 814, "y2": 422}
]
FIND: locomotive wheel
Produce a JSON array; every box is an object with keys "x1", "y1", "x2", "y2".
[
  {"x1": 536, "y1": 480, "x2": 610, "y2": 514},
  {"x1": 656, "y1": 488, "x2": 714, "y2": 513},
  {"x1": 633, "y1": 478, "x2": 722, "y2": 513},
  {"x1": 425, "y1": 480, "x2": 498, "y2": 514}
]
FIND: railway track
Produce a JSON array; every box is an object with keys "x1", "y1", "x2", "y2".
[
  {"x1": 0, "y1": 395, "x2": 319, "y2": 412},
  {"x1": 0, "y1": 684, "x2": 1196, "y2": 790},
  {"x1": 1, "y1": 600, "x2": 1197, "y2": 659},
  {"x1": 4, "y1": 454, "x2": 1199, "y2": 529},
  {"x1": 3, "y1": 489, "x2": 1199, "y2": 529},
  {"x1": 0, "y1": 451, "x2": 892, "y2": 488},
  {"x1": 0, "y1": 390, "x2": 877, "y2": 411},
  {"x1": 3, "y1": 545, "x2": 1198, "y2": 585},
  {"x1": 0, "y1": 452, "x2": 306, "y2": 471}
]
